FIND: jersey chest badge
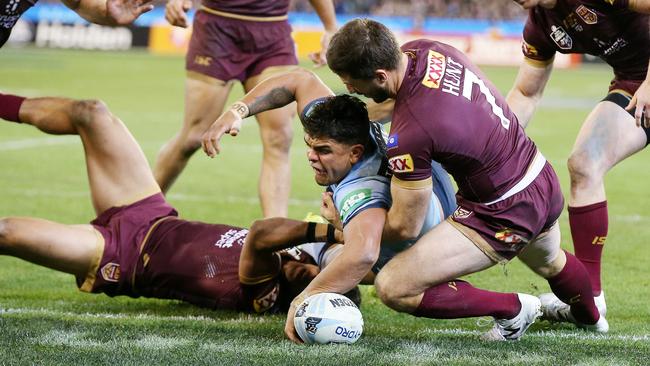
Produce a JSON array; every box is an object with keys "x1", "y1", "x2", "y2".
[
  {"x1": 576, "y1": 5, "x2": 597, "y2": 25},
  {"x1": 550, "y1": 25, "x2": 573, "y2": 50}
]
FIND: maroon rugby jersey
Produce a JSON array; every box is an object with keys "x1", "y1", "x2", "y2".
[
  {"x1": 523, "y1": 0, "x2": 649, "y2": 80},
  {"x1": 134, "y1": 218, "x2": 308, "y2": 312},
  {"x1": 202, "y1": 0, "x2": 289, "y2": 17},
  {"x1": 389, "y1": 39, "x2": 538, "y2": 203},
  {"x1": 0, "y1": 0, "x2": 36, "y2": 48}
]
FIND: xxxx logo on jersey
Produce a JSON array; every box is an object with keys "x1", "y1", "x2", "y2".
[
  {"x1": 388, "y1": 154, "x2": 414, "y2": 173},
  {"x1": 421, "y1": 50, "x2": 447, "y2": 89}
]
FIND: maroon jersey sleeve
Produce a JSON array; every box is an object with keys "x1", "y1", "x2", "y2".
[
  {"x1": 387, "y1": 106, "x2": 435, "y2": 185},
  {"x1": 522, "y1": 12, "x2": 557, "y2": 65}
]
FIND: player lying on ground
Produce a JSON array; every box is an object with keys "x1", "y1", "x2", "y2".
[
  {"x1": 0, "y1": 93, "x2": 358, "y2": 313},
  {"x1": 201, "y1": 69, "x2": 457, "y2": 342},
  {"x1": 506, "y1": 0, "x2": 650, "y2": 327}
]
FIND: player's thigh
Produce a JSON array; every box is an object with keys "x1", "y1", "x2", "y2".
[
  {"x1": 517, "y1": 221, "x2": 564, "y2": 278},
  {"x1": 183, "y1": 71, "x2": 234, "y2": 132},
  {"x1": 76, "y1": 107, "x2": 160, "y2": 214},
  {"x1": 1, "y1": 218, "x2": 100, "y2": 278},
  {"x1": 380, "y1": 220, "x2": 495, "y2": 296},
  {"x1": 244, "y1": 66, "x2": 297, "y2": 146},
  {"x1": 571, "y1": 101, "x2": 646, "y2": 172}
]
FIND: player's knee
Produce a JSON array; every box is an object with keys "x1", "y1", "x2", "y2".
[
  {"x1": 567, "y1": 150, "x2": 601, "y2": 186},
  {"x1": 375, "y1": 271, "x2": 409, "y2": 312},
  {"x1": 70, "y1": 99, "x2": 112, "y2": 128},
  {"x1": 0, "y1": 217, "x2": 15, "y2": 250}
]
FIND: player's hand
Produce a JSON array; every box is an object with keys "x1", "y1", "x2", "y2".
[
  {"x1": 513, "y1": 0, "x2": 544, "y2": 9},
  {"x1": 308, "y1": 29, "x2": 335, "y2": 67},
  {"x1": 165, "y1": 0, "x2": 192, "y2": 28},
  {"x1": 201, "y1": 110, "x2": 243, "y2": 158},
  {"x1": 320, "y1": 192, "x2": 343, "y2": 231},
  {"x1": 106, "y1": 0, "x2": 154, "y2": 25},
  {"x1": 627, "y1": 79, "x2": 650, "y2": 128},
  {"x1": 284, "y1": 300, "x2": 304, "y2": 344}
]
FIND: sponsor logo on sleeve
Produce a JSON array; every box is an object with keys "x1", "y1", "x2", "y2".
[
  {"x1": 576, "y1": 5, "x2": 597, "y2": 24},
  {"x1": 100, "y1": 262, "x2": 120, "y2": 282},
  {"x1": 386, "y1": 134, "x2": 398, "y2": 149},
  {"x1": 421, "y1": 50, "x2": 447, "y2": 89},
  {"x1": 214, "y1": 229, "x2": 249, "y2": 248},
  {"x1": 495, "y1": 229, "x2": 529, "y2": 245},
  {"x1": 340, "y1": 188, "x2": 372, "y2": 222},
  {"x1": 388, "y1": 154, "x2": 414, "y2": 173},
  {"x1": 550, "y1": 25, "x2": 573, "y2": 50}
]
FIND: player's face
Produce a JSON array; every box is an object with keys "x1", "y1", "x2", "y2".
[
  {"x1": 339, "y1": 74, "x2": 391, "y2": 103},
  {"x1": 305, "y1": 134, "x2": 362, "y2": 186}
]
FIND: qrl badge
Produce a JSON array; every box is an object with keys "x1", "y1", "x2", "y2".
[
  {"x1": 576, "y1": 5, "x2": 597, "y2": 25},
  {"x1": 100, "y1": 262, "x2": 120, "y2": 282},
  {"x1": 550, "y1": 25, "x2": 573, "y2": 50},
  {"x1": 452, "y1": 207, "x2": 473, "y2": 219}
]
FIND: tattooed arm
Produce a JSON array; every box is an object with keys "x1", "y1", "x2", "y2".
[{"x1": 202, "y1": 68, "x2": 334, "y2": 157}]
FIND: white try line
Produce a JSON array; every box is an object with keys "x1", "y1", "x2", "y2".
[
  {"x1": 3, "y1": 187, "x2": 322, "y2": 207},
  {"x1": 2, "y1": 307, "x2": 649, "y2": 343},
  {"x1": 0, "y1": 136, "x2": 79, "y2": 151}
]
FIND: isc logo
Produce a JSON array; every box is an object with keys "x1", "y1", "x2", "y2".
[{"x1": 388, "y1": 154, "x2": 414, "y2": 173}]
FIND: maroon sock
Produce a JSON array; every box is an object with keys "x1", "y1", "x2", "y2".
[
  {"x1": 413, "y1": 280, "x2": 521, "y2": 319},
  {"x1": 547, "y1": 251, "x2": 600, "y2": 324},
  {"x1": 0, "y1": 93, "x2": 26, "y2": 123},
  {"x1": 568, "y1": 201, "x2": 607, "y2": 296}
]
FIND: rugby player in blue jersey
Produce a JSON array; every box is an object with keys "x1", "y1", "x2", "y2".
[{"x1": 201, "y1": 68, "x2": 457, "y2": 343}]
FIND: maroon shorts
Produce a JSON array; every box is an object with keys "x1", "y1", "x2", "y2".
[
  {"x1": 608, "y1": 78, "x2": 642, "y2": 97},
  {"x1": 77, "y1": 193, "x2": 177, "y2": 297},
  {"x1": 186, "y1": 10, "x2": 298, "y2": 81},
  {"x1": 449, "y1": 162, "x2": 564, "y2": 262}
]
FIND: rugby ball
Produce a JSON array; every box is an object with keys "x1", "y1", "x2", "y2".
[{"x1": 293, "y1": 292, "x2": 364, "y2": 345}]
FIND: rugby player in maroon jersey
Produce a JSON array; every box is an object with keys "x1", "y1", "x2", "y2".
[
  {"x1": 0, "y1": 0, "x2": 153, "y2": 48},
  {"x1": 506, "y1": 0, "x2": 650, "y2": 326},
  {"x1": 0, "y1": 93, "x2": 353, "y2": 314},
  {"x1": 153, "y1": 0, "x2": 336, "y2": 219},
  {"x1": 324, "y1": 18, "x2": 606, "y2": 340}
]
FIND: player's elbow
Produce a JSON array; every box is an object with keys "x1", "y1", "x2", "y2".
[{"x1": 247, "y1": 219, "x2": 268, "y2": 251}]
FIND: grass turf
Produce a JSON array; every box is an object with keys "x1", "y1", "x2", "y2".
[{"x1": 1, "y1": 47, "x2": 649, "y2": 365}]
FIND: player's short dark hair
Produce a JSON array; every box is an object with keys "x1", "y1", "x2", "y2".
[
  {"x1": 302, "y1": 95, "x2": 371, "y2": 149},
  {"x1": 326, "y1": 18, "x2": 401, "y2": 80}
]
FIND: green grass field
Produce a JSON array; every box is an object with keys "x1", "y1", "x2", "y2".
[{"x1": 1, "y1": 48, "x2": 649, "y2": 365}]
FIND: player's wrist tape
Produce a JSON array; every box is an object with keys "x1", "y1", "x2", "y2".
[
  {"x1": 326, "y1": 224, "x2": 337, "y2": 243},
  {"x1": 229, "y1": 101, "x2": 249, "y2": 119},
  {"x1": 306, "y1": 222, "x2": 317, "y2": 243},
  {"x1": 0, "y1": 93, "x2": 26, "y2": 123}
]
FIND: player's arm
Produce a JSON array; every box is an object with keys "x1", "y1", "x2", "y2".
[
  {"x1": 202, "y1": 69, "x2": 334, "y2": 157},
  {"x1": 506, "y1": 59, "x2": 554, "y2": 128},
  {"x1": 626, "y1": 60, "x2": 650, "y2": 128},
  {"x1": 284, "y1": 208, "x2": 385, "y2": 343},
  {"x1": 60, "y1": 0, "x2": 153, "y2": 26},
  {"x1": 239, "y1": 218, "x2": 341, "y2": 283},
  {"x1": 382, "y1": 177, "x2": 432, "y2": 242},
  {"x1": 307, "y1": 0, "x2": 337, "y2": 66}
]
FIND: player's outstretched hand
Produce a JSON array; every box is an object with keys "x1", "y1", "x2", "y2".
[
  {"x1": 284, "y1": 300, "x2": 304, "y2": 344},
  {"x1": 320, "y1": 192, "x2": 343, "y2": 231},
  {"x1": 308, "y1": 29, "x2": 335, "y2": 67},
  {"x1": 107, "y1": 0, "x2": 154, "y2": 25},
  {"x1": 165, "y1": 0, "x2": 192, "y2": 28},
  {"x1": 201, "y1": 110, "x2": 243, "y2": 158},
  {"x1": 627, "y1": 79, "x2": 650, "y2": 128}
]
